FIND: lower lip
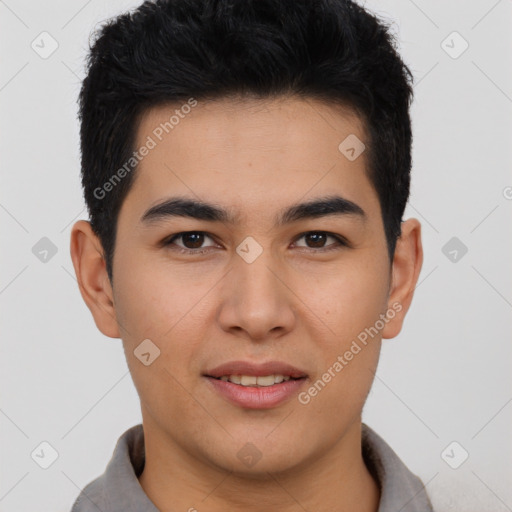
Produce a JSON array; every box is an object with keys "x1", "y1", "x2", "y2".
[{"x1": 204, "y1": 376, "x2": 307, "y2": 409}]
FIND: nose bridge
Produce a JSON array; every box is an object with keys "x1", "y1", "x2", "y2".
[
  {"x1": 236, "y1": 250, "x2": 278, "y2": 301},
  {"x1": 218, "y1": 242, "x2": 295, "y2": 339}
]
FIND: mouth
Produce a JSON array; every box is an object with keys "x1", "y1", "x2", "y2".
[
  {"x1": 204, "y1": 360, "x2": 308, "y2": 382},
  {"x1": 203, "y1": 360, "x2": 308, "y2": 409},
  {"x1": 207, "y1": 374, "x2": 305, "y2": 387}
]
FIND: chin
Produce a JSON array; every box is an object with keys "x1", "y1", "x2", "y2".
[{"x1": 199, "y1": 434, "x2": 311, "y2": 477}]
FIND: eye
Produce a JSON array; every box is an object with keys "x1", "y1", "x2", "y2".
[
  {"x1": 163, "y1": 230, "x2": 348, "y2": 256},
  {"x1": 164, "y1": 231, "x2": 218, "y2": 254},
  {"x1": 293, "y1": 231, "x2": 347, "y2": 252}
]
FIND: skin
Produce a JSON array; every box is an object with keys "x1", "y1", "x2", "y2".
[{"x1": 70, "y1": 96, "x2": 423, "y2": 512}]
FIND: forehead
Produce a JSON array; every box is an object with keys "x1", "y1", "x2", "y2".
[
  {"x1": 136, "y1": 95, "x2": 366, "y2": 154},
  {"x1": 122, "y1": 96, "x2": 378, "y2": 224}
]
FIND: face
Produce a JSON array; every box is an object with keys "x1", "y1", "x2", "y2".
[{"x1": 73, "y1": 96, "x2": 422, "y2": 476}]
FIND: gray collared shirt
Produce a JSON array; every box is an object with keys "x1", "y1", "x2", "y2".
[{"x1": 70, "y1": 423, "x2": 434, "y2": 512}]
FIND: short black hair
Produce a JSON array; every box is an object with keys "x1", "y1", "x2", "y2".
[{"x1": 78, "y1": 0, "x2": 414, "y2": 283}]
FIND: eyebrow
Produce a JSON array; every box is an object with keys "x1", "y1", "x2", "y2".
[{"x1": 140, "y1": 195, "x2": 366, "y2": 227}]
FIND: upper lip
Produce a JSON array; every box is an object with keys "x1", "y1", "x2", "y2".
[{"x1": 204, "y1": 360, "x2": 308, "y2": 379}]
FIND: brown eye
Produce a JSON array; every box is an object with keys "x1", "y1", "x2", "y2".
[
  {"x1": 294, "y1": 231, "x2": 346, "y2": 251},
  {"x1": 165, "y1": 231, "x2": 217, "y2": 253},
  {"x1": 304, "y1": 232, "x2": 328, "y2": 248},
  {"x1": 179, "y1": 232, "x2": 206, "y2": 249}
]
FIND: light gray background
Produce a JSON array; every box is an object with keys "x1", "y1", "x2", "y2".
[{"x1": 1, "y1": 1, "x2": 511, "y2": 511}]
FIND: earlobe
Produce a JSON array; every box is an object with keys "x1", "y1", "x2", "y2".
[
  {"x1": 70, "y1": 220, "x2": 121, "y2": 339},
  {"x1": 381, "y1": 218, "x2": 423, "y2": 339}
]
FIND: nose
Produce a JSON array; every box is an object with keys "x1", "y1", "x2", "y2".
[{"x1": 216, "y1": 247, "x2": 296, "y2": 342}]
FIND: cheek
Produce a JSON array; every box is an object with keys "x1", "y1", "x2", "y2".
[
  {"x1": 297, "y1": 267, "x2": 385, "y2": 425},
  {"x1": 114, "y1": 267, "x2": 210, "y2": 421},
  {"x1": 306, "y1": 257, "x2": 388, "y2": 410},
  {"x1": 298, "y1": 255, "x2": 390, "y2": 343},
  {"x1": 113, "y1": 255, "x2": 217, "y2": 377},
  {"x1": 113, "y1": 246, "x2": 213, "y2": 337}
]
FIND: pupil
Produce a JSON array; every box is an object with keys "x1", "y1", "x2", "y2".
[
  {"x1": 306, "y1": 232, "x2": 326, "y2": 248},
  {"x1": 183, "y1": 232, "x2": 204, "y2": 248}
]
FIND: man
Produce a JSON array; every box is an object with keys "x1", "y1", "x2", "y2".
[{"x1": 69, "y1": 0, "x2": 430, "y2": 510}]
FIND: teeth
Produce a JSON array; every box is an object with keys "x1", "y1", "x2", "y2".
[
  {"x1": 241, "y1": 375, "x2": 258, "y2": 386},
  {"x1": 218, "y1": 374, "x2": 293, "y2": 386},
  {"x1": 251, "y1": 375, "x2": 273, "y2": 386}
]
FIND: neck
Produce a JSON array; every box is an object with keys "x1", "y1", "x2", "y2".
[{"x1": 138, "y1": 418, "x2": 380, "y2": 512}]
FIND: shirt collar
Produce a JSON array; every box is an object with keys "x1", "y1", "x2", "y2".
[
  {"x1": 71, "y1": 423, "x2": 434, "y2": 512},
  {"x1": 361, "y1": 423, "x2": 435, "y2": 512}
]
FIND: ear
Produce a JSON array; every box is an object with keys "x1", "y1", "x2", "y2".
[
  {"x1": 381, "y1": 218, "x2": 423, "y2": 339},
  {"x1": 70, "y1": 220, "x2": 120, "y2": 339}
]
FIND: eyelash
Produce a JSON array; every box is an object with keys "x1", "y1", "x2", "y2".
[{"x1": 162, "y1": 231, "x2": 348, "y2": 255}]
